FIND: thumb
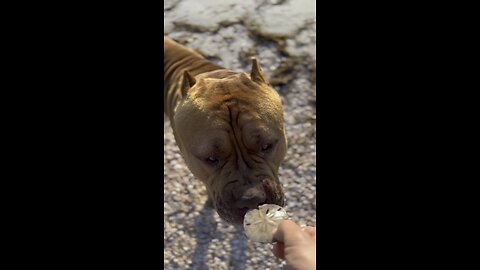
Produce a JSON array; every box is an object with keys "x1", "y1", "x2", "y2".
[{"x1": 272, "y1": 220, "x2": 304, "y2": 244}]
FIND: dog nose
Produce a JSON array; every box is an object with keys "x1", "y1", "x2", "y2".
[{"x1": 234, "y1": 187, "x2": 266, "y2": 210}]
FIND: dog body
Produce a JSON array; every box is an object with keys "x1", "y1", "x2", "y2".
[{"x1": 164, "y1": 36, "x2": 287, "y2": 224}]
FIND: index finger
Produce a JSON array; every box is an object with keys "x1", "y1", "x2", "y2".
[{"x1": 302, "y1": 226, "x2": 316, "y2": 239}]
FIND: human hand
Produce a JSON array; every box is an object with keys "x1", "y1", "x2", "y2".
[{"x1": 272, "y1": 220, "x2": 316, "y2": 270}]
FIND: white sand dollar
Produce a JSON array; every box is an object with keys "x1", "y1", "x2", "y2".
[{"x1": 243, "y1": 204, "x2": 289, "y2": 243}]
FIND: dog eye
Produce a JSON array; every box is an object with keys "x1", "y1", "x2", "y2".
[
  {"x1": 261, "y1": 143, "x2": 272, "y2": 152},
  {"x1": 205, "y1": 156, "x2": 219, "y2": 166}
]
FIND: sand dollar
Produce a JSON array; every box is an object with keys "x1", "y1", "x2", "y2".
[{"x1": 243, "y1": 204, "x2": 289, "y2": 243}]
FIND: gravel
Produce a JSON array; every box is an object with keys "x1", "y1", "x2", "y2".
[{"x1": 164, "y1": 0, "x2": 316, "y2": 269}]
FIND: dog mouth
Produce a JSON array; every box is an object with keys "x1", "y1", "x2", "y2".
[{"x1": 214, "y1": 179, "x2": 285, "y2": 224}]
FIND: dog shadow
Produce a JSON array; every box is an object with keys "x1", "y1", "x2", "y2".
[
  {"x1": 190, "y1": 202, "x2": 249, "y2": 270},
  {"x1": 226, "y1": 224, "x2": 249, "y2": 270}
]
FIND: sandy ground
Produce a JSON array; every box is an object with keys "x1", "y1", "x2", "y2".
[{"x1": 164, "y1": 0, "x2": 316, "y2": 269}]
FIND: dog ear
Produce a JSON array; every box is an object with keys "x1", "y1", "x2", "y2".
[
  {"x1": 181, "y1": 70, "x2": 196, "y2": 98},
  {"x1": 250, "y1": 57, "x2": 269, "y2": 85}
]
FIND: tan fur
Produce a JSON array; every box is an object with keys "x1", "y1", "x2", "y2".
[{"x1": 164, "y1": 36, "x2": 287, "y2": 224}]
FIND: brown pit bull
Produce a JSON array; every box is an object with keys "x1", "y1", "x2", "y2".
[{"x1": 164, "y1": 36, "x2": 287, "y2": 224}]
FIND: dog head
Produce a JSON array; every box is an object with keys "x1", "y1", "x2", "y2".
[{"x1": 172, "y1": 58, "x2": 287, "y2": 224}]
